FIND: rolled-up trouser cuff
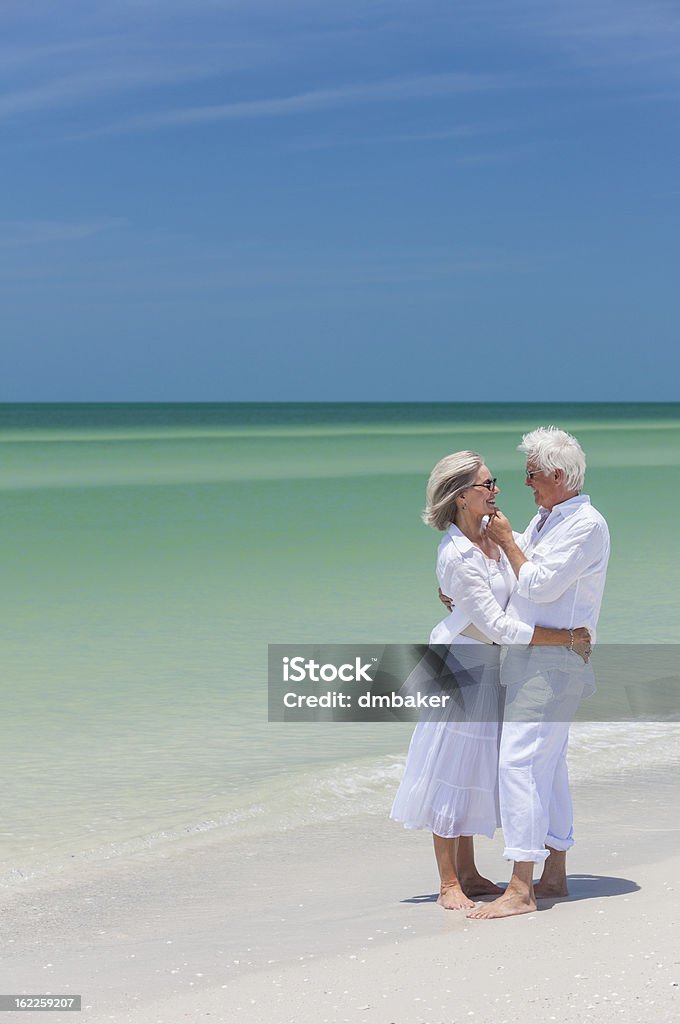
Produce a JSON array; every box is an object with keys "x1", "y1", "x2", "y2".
[
  {"x1": 545, "y1": 832, "x2": 574, "y2": 852},
  {"x1": 503, "y1": 846, "x2": 550, "y2": 864}
]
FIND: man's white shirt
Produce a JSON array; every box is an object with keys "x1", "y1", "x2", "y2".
[
  {"x1": 499, "y1": 494, "x2": 610, "y2": 692},
  {"x1": 506, "y1": 494, "x2": 610, "y2": 642}
]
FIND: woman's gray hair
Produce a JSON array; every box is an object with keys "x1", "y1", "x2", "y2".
[
  {"x1": 518, "y1": 426, "x2": 586, "y2": 492},
  {"x1": 422, "y1": 451, "x2": 484, "y2": 531}
]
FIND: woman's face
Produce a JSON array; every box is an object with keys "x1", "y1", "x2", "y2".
[{"x1": 463, "y1": 463, "x2": 500, "y2": 517}]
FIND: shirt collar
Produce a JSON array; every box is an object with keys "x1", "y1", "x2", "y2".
[
  {"x1": 445, "y1": 522, "x2": 479, "y2": 555},
  {"x1": 537, "y1": 494, "x2": 591, "y2": 523}
]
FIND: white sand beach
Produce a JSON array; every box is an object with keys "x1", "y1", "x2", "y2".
[{"x1": 2, "y1": 762, "x2": 679, "y2": 1024}]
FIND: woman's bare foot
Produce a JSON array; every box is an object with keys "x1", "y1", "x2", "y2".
[
  {"x1": 453, "y1": 836, "x2": 503, "y2": 897},
  {"x1": 438, "y1": 880, "x2": 476, "y2": 910},
  {"x1": 459, "y1": 873, "x2": 503, "y2": 898}
]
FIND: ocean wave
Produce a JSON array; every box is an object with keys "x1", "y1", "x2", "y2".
[
  {"x1": 3, "y1": 722, "x2": 678, "y2": 889},
  {"x1": 1, "y1": 418, "x2": 680, "y2": 447}
]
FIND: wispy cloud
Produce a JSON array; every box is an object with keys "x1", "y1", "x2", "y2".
[
  {"x1": 84, "y1": 70, "x2": 519, "y2": 136},
  {"x1": 2, "y1": 0, "x2": 679, "y2": 136},
  {"x1": 0, "y1": 40, "x2": 106, "y2": 72},
  {"x1": 288, "y1": 119, "x2": 521, "y2": 152},
  {"x1": 0, "y1": 61, "x2": 230, "y2": 118},
  {"x1": 467, "y1": 0, "x2": 680, "y2": 76},
  {"x1": 0, "y1": 219, "x2": 126, "y2": 246}
]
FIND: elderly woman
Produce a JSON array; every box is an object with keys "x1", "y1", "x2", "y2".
[{"x1": 390, "y1": 451, "x2": 590, "y2": 911}]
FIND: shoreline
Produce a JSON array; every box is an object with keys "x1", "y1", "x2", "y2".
[
  {"x1": 2, "y1": 758, "x2": 679, "y2": 1023},
  {"x1": 3, "y1": 720, "x2": 679, "y2": 890}
]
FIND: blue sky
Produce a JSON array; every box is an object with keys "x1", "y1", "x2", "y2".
[{"x1": 1, "y1": 0, "x2": 679, "y2": 401}]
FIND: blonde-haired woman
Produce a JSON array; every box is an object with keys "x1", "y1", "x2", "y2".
[{"x1": 390, "y1": 451, "x2": 590, "y2": 910}]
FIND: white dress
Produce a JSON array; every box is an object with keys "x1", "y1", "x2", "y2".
[{"x1": 390, "y1": 524, "x2": 533, "y2": 839}]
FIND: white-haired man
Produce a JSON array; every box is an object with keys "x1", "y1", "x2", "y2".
[{"x1": 468, "y1": 426, "x2": 610, "y2": 920}]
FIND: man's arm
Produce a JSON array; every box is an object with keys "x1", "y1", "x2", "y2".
[
  {"x1": 438, "y1": 553, "x2": 592, "y2": 658},
  {"x1": 485, "y1": 511, "x2": 527, "y2": 578},
  {"x1": 488, "y1": 510, "x2": 609, "y2": 604}
]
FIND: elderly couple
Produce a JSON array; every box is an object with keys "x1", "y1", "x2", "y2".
[{"x1": 391, "y1": 426, "x2": 610, "y2": 920}]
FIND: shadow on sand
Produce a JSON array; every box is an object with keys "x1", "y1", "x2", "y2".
[{"x1": 402, "y1": 873, "x2": 641, "y2": 908}]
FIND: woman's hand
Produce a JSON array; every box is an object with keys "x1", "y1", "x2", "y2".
[
  {"x1": 438, "y1": 587, "x2": 454, "y2": 612},
  {"x1": 571, "y1": 626, "x2": 592, "y2": 663}
]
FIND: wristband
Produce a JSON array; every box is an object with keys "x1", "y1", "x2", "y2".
[{"x1": 568, "y1": 629, "x2": 575, "y2": 651}]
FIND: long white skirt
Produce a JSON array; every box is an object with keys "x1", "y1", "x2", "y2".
[{"x1": 390, "y1": 641, "x2": 503, "y2": 839}]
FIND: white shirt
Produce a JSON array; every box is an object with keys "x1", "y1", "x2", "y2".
[
  {"x1": 506, "y1": 494, "x2": 610, "y2": 643},
  {"x1": 429, "y1": 524, "x2": 535, "y2": 647}
]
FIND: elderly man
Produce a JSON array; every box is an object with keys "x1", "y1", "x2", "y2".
[{"x1": 468, "y1": 425, "x2": 610, "y2": 920}]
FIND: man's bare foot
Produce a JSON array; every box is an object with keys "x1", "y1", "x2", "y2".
[
  {"x1": 438, "y1": 881, "x2": 476, "y2": 910},
  {"x1": 534, "y1": 879, "x2": 569, "y2": 899},
  {"x1": 535, "y1": 848, "x2": 568, "y2": 898},
  {"x1": 467, "y1": 886, "x2": 536, "y2": 919},
  {"x1": 459, "y1": 873, "x2": 503, "y2": 897}
]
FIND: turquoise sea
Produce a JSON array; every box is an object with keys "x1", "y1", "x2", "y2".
[{"x1": 2, "y1": 403, "x2": 679, "y2": 884}]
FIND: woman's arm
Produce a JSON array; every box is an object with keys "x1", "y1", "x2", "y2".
[
  {"x1": 439, "y1": 554, "x2": 532, "y2": 646},
  {"x1": 438, "y1": 525, "x2": 526, "y2": 611},
  {"x1": 440, "y1": 553, "x2": 592, "y2": 660}
]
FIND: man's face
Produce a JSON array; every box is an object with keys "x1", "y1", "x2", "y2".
[{"x1": 525, "y1": 462, "x2": 562, "y2": 510}]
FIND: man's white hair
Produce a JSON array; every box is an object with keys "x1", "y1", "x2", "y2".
[{"x1": 518, "y1": 426, "x2": 586, "y2": 492}]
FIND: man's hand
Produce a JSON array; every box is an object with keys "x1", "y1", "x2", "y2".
[
  {"x1": 571, "y1": 627, "x2": 593, "y2": 664},
  {"x1": 438, "y1": 586, "x2": 454, "y2": 612},
  {"x1": 485, "y1": 509, "x2": 514, "y2": 547}
]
